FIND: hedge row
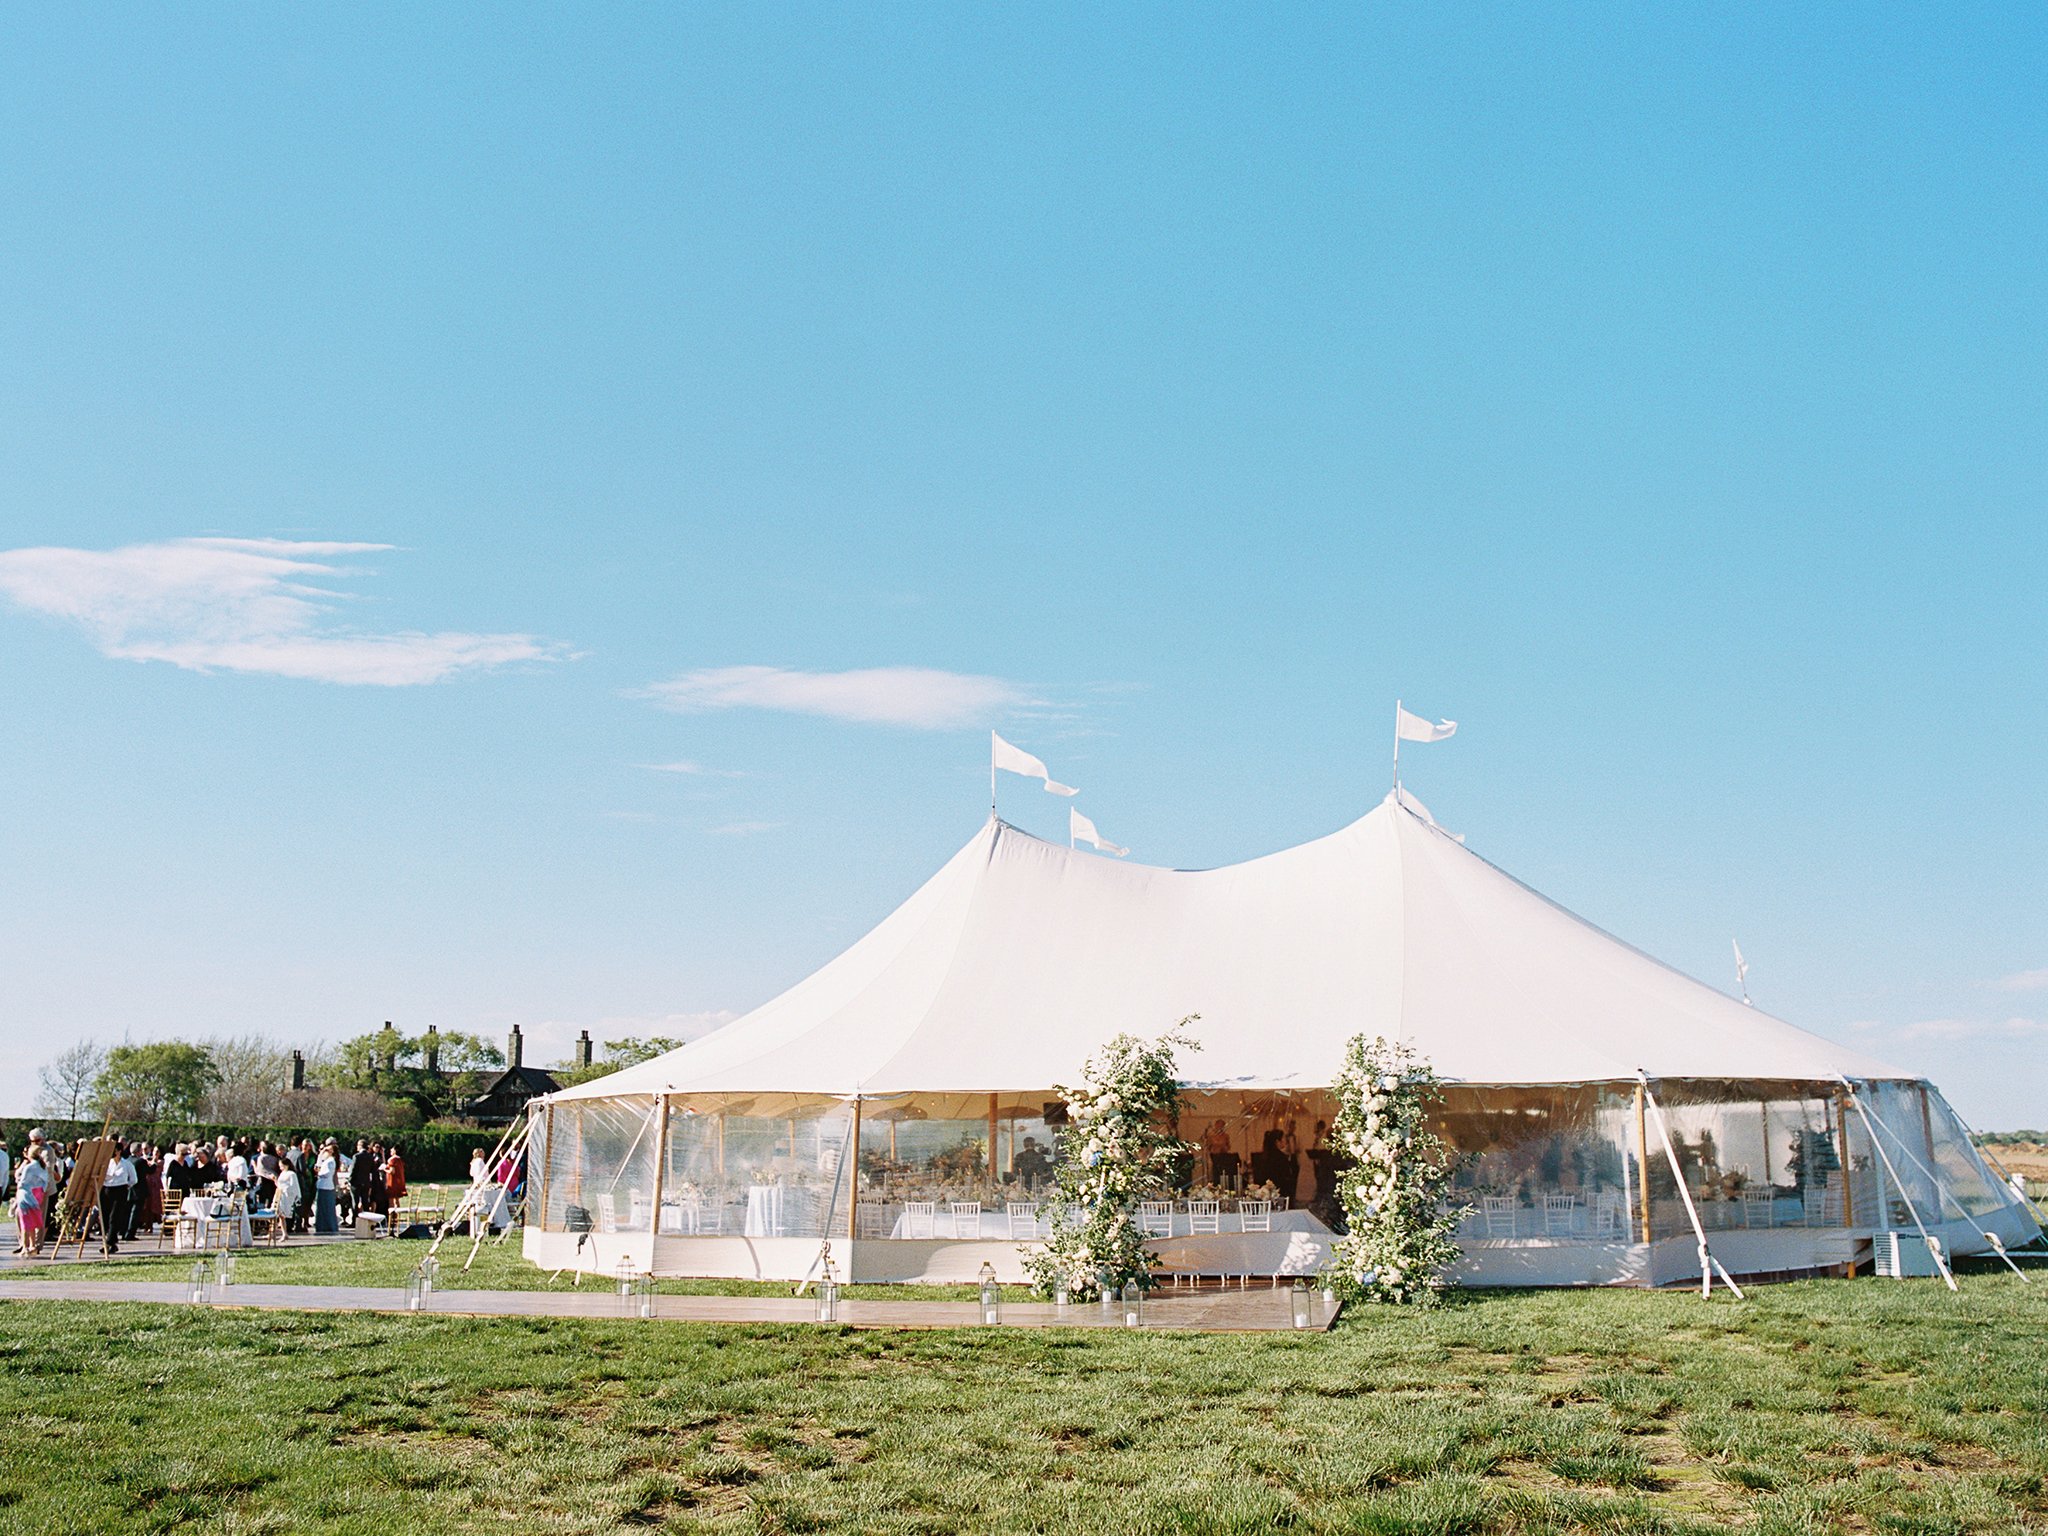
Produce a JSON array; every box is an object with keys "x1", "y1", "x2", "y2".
[{"x1": 0, "y1": 1118, "x2": 514, "y2": 1182}]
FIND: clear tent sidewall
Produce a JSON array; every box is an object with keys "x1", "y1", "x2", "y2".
[{"x1": 522, "y1": 1078, "x2": 2033, "y2": 1285}]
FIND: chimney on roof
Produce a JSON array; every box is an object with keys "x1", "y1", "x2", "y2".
[
  {"x1": 575, "y1": 1030, "x2": 593, "y2": 1069},
  {"x1": 290, "y1": 1050, "x2": 305, "y2": 1092},
  {"x1": 425, "y1": 1024, "x2": 440, "y2": 1074},
  {"x1": 509, "y1": 1024, "x2": 524, "y2": 1069}
]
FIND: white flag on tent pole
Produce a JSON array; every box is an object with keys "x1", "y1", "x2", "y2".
[
  {"x1": 991, "y1": 731, "x2": 1078, "y2": 796},
  {"x1": 1395, "y1": 705, "x2": 1457, "y2": 743},
  {"x1": 1070, "y1": 806, "x2": 1129, "y2": 857}
]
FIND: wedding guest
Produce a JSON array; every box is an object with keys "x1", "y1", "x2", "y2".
[
  {"x1": 1250, "y1": 1129, "x2": 1292, "y2": 1193},
  {"x1": 274, "y1": 1157, "x2": 303, "y2": 1233},
  {"x1": 383, "y1": 1145, "x2": 407, "y2": 1211},
  {"x1": 99, "y1": 1141, "x2": 138, "y2": 1254},
  {"x1": 314, "y1": 1140, "x2": 340, "y2": 1234},
  {"x1": 12, "y1": 1149, "x2": 50, "y2": 1256}
]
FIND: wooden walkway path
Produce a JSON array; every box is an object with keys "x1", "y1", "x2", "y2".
[{"x1": 0, "y1": 1278, "x2": 1334, "y2": 1333}]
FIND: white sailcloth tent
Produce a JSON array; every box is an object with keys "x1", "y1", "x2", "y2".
[{"x1": 525, "y1": 793, "x2": 2037, "y2": 1288}]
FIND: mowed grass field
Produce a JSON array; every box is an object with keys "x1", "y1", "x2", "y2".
[{"x1": 0, "y1": 1242, "x2": 2043, "y2": 1535}]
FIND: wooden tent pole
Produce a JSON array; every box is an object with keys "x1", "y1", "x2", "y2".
[
  {"x1": 1633, "y1": 1083, "x2": 1652, "y2": 1245},
  {"x1": 649, "y1": 1095, "x2": 670, "y2": 1243},
  {"x1": 847, "y1": 1097, "x2": 863, "y2": 1242},
  {"x1": 1834, "y1": 1089, "x2": 1857, "y2": 1276}
]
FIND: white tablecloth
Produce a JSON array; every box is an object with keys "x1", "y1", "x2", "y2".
[
  {"x1": 744, "y1": 1185, "x2": 784, "y2": 1237},
  {"x1": 176, "y1": 1196, "x2": 252, "y2": 1250}
]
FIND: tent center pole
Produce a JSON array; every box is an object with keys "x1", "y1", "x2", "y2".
[
  {"x1": 847, "y1": 1097, "x2": 863, "y2": 1244},
  {"x1": 1633, "y1": 1083, "x2": 1652, "y2": 1246}
]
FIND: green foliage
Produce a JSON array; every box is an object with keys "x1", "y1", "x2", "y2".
[
  {"x1": 330, "y1": 1024, "x2": 505, "y2": 1118},
  {"x1": 1023, "y1": 1024, "x2": 1196, "y2": 1299},
  {"x1": 550, "y1": 1034, "x2": 688, "y2": 1088},
  {"x1": 1329, "y1": 1034, "x2": 1464, "y2": 1305},
  {"x1": 94, "y1": 1041, "x2": 222, "y2": 1122}
]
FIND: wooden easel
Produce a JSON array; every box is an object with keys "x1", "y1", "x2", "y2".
[{"x1": 56, "y1": 1135, "x2": 119, "y2": 1259}]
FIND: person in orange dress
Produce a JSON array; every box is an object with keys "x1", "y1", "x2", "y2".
[{"x1": 383, "y1": 1145, "x2": 407, "y2": 1209}]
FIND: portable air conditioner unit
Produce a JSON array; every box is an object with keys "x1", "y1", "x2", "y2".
[{"x1": 1874, "y1": 1230, "x2": 1943, "y2": 1278}]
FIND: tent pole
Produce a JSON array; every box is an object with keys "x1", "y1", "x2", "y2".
[
  {"x1": 649, "y1": 1095, "x2": 670, "y2": 1246},
  {"x1": 847, "y1": 1097, "x2": 863, "y2": 1244},
  {"x1": 1633, "y1": 1083, "x2": 1652, "y2": 1245},
  {"x1": 1391, "y1": 698, "x2": 1402, "y2": 793},
  {"x1": 1840, "y1": 1078, "x2": 1956, "y2": 1291},
  {"x1": 1639, "y1": 1074, "x2": 1742, "y2": 1299},
  {"x1": 987, "y1": 1094, "x2": 998, "y2": 1188},
  {"x1": 1833, "y1": 1089, "x2": 1857, "y2": 1275}
]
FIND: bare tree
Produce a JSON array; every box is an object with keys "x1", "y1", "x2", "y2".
[
  {"x1": 35, "y1": 1039, "x2": 107, "y2": 1121},
  {"x1": 199, "y1": 1034, "x2": 297, "y2": 1124}
]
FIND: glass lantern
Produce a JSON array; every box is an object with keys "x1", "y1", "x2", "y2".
[
  {"x1": 815, "y1": 1246, "x2": 840, "y2": 1323},
  {"x1": 420, "y1": 1254, "x2": 439, "y2": 1298},
  {"x1": 633, "y1": 1272, "x2": 656, "y2": 1319},
  {"x1": 405, "y1": 1265, "x2": 427, "y2": 1313},
  {"x1": 1051, "y1": 1276, "x2": 1070, "y2": 1314},
  {"x1": 189, "y1": 1260, "x2": 211, "y2": 1305},
  {"x1": 615, "y1": 1258, "x2": 638, "y2": 1316},
  {"x1": 978, "y1": 1261, "x2": 1001, "y2": 1325},
  {"x1": 214, "y1": 1250, "x2": 236, "y2": 1289},
  {"x1": 1098, "y1": 1273, "x2": 1118, "y2": 1320},
  {"x1": 1120, "y1": 1280, "x2": 1142, "y2": 1328},
  {"x1": 1290, "y1": 1279, "x2": 1312, "y2": 1330}
]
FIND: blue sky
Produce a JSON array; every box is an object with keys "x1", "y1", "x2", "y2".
[{"x1": 2, "y1": 8, "x2": 2044, "y2": 1125}]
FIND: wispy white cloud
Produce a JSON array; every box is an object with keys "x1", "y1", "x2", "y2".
[
  {"x1": 640, "y1": 760, "x2": 747, "y2": 778},
  {"x1": 636, "y1": 665, "x2": 1029, "y2": 729},
  {"x1": 1993, "y1": 968, "x2": 2048, "y2": 994},
  {"x1": 707, "y1": 819, "x2": 786, "y2": 837},
  {"x1": 1892, "y1": 1016, "x2": 2048, "y2": 1042},
  {"x1": 0, "y1": 536, "x2": 566, "y2": 686}
]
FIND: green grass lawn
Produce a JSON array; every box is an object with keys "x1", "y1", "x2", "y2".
[
  {"x1": 5, "y1": 1235, "x2": 1021, "y2": 1301},
  {"x1": 0, "y1": 1246, "x2": 2043, "y2": 1535}
]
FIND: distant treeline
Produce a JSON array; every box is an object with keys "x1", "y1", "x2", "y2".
[{"x1": 0, "y1": 1118, "x2": 502, "y2": 1183}]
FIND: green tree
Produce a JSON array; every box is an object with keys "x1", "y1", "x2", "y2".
[
  {"x1": 330, "y1": 1025, "x2": 503, "y2": 1119},
  {"x1": 551, "y1": 1035, "x2": 687, "y2": 1089},
  {"x1": 95, "y1": 1042, "x2": 222, "y2": 1123}
]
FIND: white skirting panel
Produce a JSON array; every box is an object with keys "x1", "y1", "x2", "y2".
[
  {"x1": 523, "y1": 1199, "x2": 2039, "y2": 1288},
  {"x1": 523, "y1": 1225, "x2": 656, "y2": 1278}
]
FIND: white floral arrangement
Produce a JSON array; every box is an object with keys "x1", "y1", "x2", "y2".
[
  {"x1": 1328, "y1": 1034, "x2": 1464, "y2": 1306},
  {"x1": 1023, "y1": 1023, "x2": 1197, "y2": 1299}
]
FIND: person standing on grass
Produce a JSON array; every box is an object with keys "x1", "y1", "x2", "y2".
[
  {"x1": 12, "y1": 1149, "x2": 49, "y2": 1256},
  {"x1": 135, "y1": 1145, "x2": 162, "y2": 1238},
  {"x1": 347, "y1": 1139, "x2": 373, "y2": 1224},
  {"x1": 314, "y1": 1140, "x2": 339, "y2": 1234},
  {"x1": 384, "y1": 1145, "x2": 407, "y2": 1212},
  {"x1": 0, "y1": 1138, "x2": 12, "y2": 1205},
  {"x1": 274, "y1": 1156, "x2": 302, "y2": 1234},
  {"x1": 98, "y1": 1140, "x2": 137, "y2": 1254}
]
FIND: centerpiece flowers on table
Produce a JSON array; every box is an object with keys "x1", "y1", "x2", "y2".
[
  {"x1": 1024, "y1": 1022, "x2": 1197, "y2": 1302},
  {"x1": 1328, "y1": 1034, "x2": 1464, "y2": 1306}
]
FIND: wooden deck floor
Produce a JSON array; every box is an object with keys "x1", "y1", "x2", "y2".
[{"x1": 0, "y1": 1277, "x2": 1334, "y2": 1332}]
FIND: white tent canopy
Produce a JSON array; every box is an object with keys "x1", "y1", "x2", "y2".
[{"x1": 553, "y1": 793, "x2": 1902, "y2": 1101}]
